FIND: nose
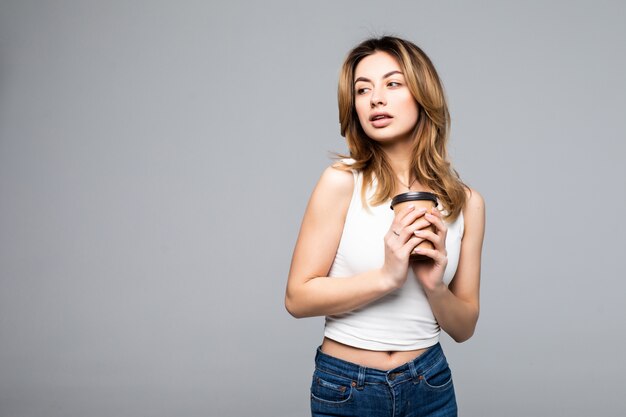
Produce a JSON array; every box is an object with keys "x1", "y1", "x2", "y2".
[{"x1": 370, "y1": 87, "x2": 386, "y2": 107}]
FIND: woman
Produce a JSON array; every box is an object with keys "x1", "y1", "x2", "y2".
[{"x1": 285, "y1": 36, "x2": 485, "y2": 417}]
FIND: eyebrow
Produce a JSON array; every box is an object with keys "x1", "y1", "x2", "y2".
[{"x1": 354, "y1": 70, "x2": 403, "y2": 85}]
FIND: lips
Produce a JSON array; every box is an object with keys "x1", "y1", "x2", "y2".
[
  {"x1": 369, "y1": 112, "x2": 393, "y2": 128},
  {"x1": 369, "y1": 112, "x2": 392, "y2": 121}
]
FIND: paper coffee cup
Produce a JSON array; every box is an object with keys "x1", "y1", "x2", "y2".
[{"x1": 390, "y1": 192, "x2": 438, "y2": 261}]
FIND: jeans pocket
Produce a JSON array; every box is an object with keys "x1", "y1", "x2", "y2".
[
  {"x1": 310, "y1": 368, "x2": 354, "y2": 405},
  {"x1": 421, "y1": 357, "x2": 454, "y2": 391}
]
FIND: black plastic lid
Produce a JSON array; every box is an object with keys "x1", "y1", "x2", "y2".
[{"x1": 390, "y1": 191, "x2": 438, "y2": 209}]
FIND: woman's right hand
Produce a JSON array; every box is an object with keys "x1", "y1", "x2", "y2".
[{"x1": 381, "y1": 205, "x2": 430, "y2": 289}]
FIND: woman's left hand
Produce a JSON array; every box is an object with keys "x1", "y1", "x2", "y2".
[{"x1": 411, "y1": 207, "x2": 448, "y2": 292}]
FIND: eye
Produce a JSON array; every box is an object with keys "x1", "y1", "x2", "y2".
[
  {"x1": 388, "y1": 81, "x2": 401, "y2": 87},
  {"x1": 355, "y1": 87, "x2": 370, "y2": 95}
]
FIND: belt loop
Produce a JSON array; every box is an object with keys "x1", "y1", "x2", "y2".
[
  {"x1": 356, "y1": 366, "x2": 366, "y2": 390},
  {"x1": 408, "y1": 359, "x2": 420, "y2": 384}
]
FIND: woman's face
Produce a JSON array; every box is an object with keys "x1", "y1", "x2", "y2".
[{"x1": 353, "y1": 51, "x2": 419, "y2": 145}]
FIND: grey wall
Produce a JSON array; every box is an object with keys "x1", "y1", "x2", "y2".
[{"x1": 1, "y1": 1, "x2": 625, "y2": 416}]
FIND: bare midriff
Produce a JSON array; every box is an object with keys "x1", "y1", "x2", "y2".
[{"x1": 320, "y1": 337, "x2": 428, "y2": 371}]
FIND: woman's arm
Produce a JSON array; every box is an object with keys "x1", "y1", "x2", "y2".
[
  {"x1": 285, "y1": 165, "x2": 426, "y2": 318},
  {"x1": 417, "y1": 188, "x2": 486, "y2": 342}
]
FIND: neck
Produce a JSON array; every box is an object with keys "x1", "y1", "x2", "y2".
[{"x1": 381, "y1": 140, "x2": 415, "y2": 185}]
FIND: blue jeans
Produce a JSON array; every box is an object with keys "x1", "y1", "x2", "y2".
[{"x1": 310, "y1": 342, "x2": 457, "y2": 417}]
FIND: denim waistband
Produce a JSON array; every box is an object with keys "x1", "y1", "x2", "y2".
[{"x1": 314, "y1": 342, "x2": 446, "y2": 388}]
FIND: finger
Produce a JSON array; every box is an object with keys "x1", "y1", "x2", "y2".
[
  {"x1": 396, "y1": 205, "x2": 427, "y2": 226},
  {"x1": 390, "y1": 207, "x2": 427, "y2": 238},
  {"x1": 402, "y1": 236, "x2": 424, "y2": 257},
  {"x1": 408, "y1": 218, "x2": 432, "y2": 232},
  {"x1": 412, "y1": 246, "x2": 447, "y2": 263},
  {"x1": 412, "y1": 229, "x2": 441, "y2": 247},
  {"x1": 396, "y1": 204, "x2": 417, "y2": 221},
  {"x1": 397, "y1": 210, "x2": 429, "y2": 234},
  {"x1": 393, "y1": 215, "x2": 433, "y2": 245},
  {"x1": 394, "y1": 223, "x2": 425, "y2": 247},
  {"x1": 424, "y1": 212, "x2": 447, "y2": 236},
  {"x1": 387, "y1": 223, "x2": 418, "y2": 247},
  {"x1": 389, "y1": 207, "x2": 414, "y2": 237}
]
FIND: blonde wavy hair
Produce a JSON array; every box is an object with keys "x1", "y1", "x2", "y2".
[{"x1": 336, "y1": 36, "x2": 468, "y2": 221}]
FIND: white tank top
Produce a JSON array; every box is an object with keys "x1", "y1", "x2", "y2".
[{"x1": 324, "y1": 166, "x2": 464, "y2": 351}]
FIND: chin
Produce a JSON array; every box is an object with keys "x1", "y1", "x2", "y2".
[{"x1": 367, "y1": 131, "x2": 411, "y2": 144}]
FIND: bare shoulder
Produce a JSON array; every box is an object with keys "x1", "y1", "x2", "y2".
[
  {"x1": 462, "y1": 186, "x2": 486, "y2": 237},
  {"x1": 309, "y1": 163, "x2": 355, "y2": 207},
  {"x1": 318, "y1": 162, "x2": 355, "y2": 194},
  {"x1": 464, "y1": 186, "x2": 485, "y2": 213},
  {"x1": 287, "y1": 164, "x2": 355, "y2": 285}
]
